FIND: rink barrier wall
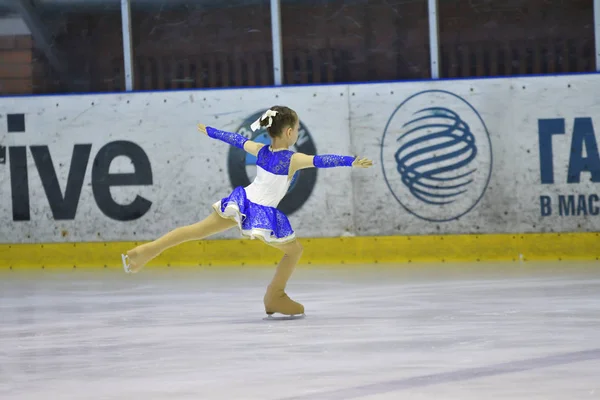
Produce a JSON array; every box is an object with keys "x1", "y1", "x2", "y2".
[
  {"x1": 0, "y1": 232, "x2": 598, "y2": 270},
  {"x1": 2, "y1": 73, "x2": 600, "y2": 268}
]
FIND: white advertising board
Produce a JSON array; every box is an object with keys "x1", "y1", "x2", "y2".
[
  {"x1": 0, "y1": 86, "x2": 353, "y2": 243},
  {"x1": 2, "y1": 73, "x2": 599, "y2": 243},
  {"x1": 352, "y1": 74, "x2": 600, "y2": 235}
]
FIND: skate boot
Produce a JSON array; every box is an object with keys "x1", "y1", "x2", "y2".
[{"x1": 264, "y1": 285, "x2": 304, "y2": 316}]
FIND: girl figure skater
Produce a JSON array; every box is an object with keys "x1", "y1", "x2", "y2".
[{"x1": 121, "y1": 106, "x2": 373, "y2": 316}]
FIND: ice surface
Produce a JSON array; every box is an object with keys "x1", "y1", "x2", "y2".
[{"x1": 1, "y1": 262, "x2": 599, "y2": 399}]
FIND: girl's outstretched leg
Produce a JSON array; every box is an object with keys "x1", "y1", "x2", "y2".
[
  {"x1": 263, "y1": 239, "x2": 304, "y2": 316},
  {"x1": 125, "y1": 211, "x2": 237, "y2": 273}
]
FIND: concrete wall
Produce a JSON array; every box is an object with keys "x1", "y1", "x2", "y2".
[{"x1": 0, "y1": 17, "x2": 33, "y2": 95}]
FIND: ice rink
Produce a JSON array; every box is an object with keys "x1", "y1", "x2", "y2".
[{"x1": 1, "y1": 262, "x2": 599, "y2": 399}]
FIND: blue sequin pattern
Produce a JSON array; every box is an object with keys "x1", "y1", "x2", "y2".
[
  {"x1": 216, "y1": 187, "x2": 294, "y2": 241},
  {"x1": 256, "y1": 146, "x2": 294, "y2": 175},
  {"x1": 313, "y1": 154, "x2": 355, "y2": 168},
  {"x1": 206, "y1": 126, "x2": 248, "y2": 150}
]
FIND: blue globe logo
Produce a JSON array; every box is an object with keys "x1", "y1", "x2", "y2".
[
  {"x1": 396, "y1": 107, "x2": 477, "y2": 205},
  {"x1": 381, "y1": 90, "x2": 492, "y2": 222}
]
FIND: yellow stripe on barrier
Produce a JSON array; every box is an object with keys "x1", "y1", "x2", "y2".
[{"x1": 0, "y1": 232, "x2": 598, "y2": 271}]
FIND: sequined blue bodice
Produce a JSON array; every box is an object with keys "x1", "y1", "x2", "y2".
[{"x1": 256, "y1": 145, "x2": 294, "y2": 175}]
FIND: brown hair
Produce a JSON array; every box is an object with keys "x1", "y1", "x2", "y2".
[{"x1": 260, "y1": 106, "x2": 298, "y2": 138}]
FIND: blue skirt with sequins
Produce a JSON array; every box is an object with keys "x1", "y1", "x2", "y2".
[{"x1": 212, "y1": 186, "x2": 296, "y2": 244}]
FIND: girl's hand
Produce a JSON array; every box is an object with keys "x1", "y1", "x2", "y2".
[
  {"x1": 197, "y1": 123, "x2": 208, "y2": 135},
  {"x1": 352, "y1": 157, "x2": 373, "y2": 168}
]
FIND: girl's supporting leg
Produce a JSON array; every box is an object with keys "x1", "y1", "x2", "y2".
[
  {"x1": 125, "y1": 211, "x2": 238, "y2": 273},
  {"x1": 263, "y1": 239, "x2": 305, "y2": 315}
]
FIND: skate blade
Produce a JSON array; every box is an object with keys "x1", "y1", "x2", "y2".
[
  {"x1": 121, "y1": 254, "x2": 131, "y2": 274},
  {"x1": 263, "y1": 313, "x2": 306, "y2": 321}
]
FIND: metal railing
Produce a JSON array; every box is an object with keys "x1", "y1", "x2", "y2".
[{"x1": 1, "y1": 0, "x2": 597, "y2": 95}]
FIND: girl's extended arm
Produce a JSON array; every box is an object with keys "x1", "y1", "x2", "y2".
[
  {"x1": 290, "y1": 152, "x2": 372, "y2": 173},
  {"x1": 198, "y1": 124, "x2": 264, "y2": 156}
]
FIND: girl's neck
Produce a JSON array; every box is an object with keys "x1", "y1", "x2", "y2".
[{"x1": 270, "y1": 138, "x2": 288, "y2": 151}]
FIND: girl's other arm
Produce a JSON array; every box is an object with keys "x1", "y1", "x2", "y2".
[{"x1": 197, "y1": 124, "x2": 265, "y2": 156}]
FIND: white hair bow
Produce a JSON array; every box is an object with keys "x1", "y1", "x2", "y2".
[{"x1": 251, "y1": 109, "x2": 279, "y2": 132}]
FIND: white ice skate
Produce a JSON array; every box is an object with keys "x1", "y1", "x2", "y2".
[{"x1": 121, "y1": 254, "x2": 131, "y2": 274}]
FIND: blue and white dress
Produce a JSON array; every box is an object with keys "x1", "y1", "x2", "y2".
[{"x1": 212, "y1": 145, "x2": 296, "y2": 244}]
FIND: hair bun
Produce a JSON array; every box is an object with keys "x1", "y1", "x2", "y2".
[{"x1": 249, "y1": 105, "x2": 297, "y2": 139}]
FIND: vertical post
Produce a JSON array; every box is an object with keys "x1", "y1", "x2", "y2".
[
  {"x1": 270, "y1": 0, "x2": 283, "y2": 85},
  {"x1": 428, "y1": 0, "x2": 440, "y2": 79},
  {"x1": 121, "y1": 0, "x2": 134, "y2": 91},
  {"x1": 595, "y1": 0, "x2": 600, "y2": 71}
]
